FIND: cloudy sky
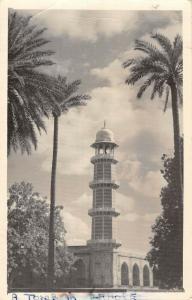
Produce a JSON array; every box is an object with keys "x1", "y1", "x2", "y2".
[{"x1": 8, "y1": 9, "x2": 182, "y2": 254}]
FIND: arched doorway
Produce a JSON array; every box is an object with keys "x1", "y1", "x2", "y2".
[
  {"x1": 72, "y1": 259, "x2": 86, "y2": 287},
  {"x1": 143, "y1": 265, "x2": 150, "y2": 287},
  {"x1": 121, "y1": 262, "x2": 129, "y2": 285},
  {"x1": 133, "y1": 264, "x2": 140, "y2": 286}
]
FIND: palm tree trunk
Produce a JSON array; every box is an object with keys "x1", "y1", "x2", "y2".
[
  {"x1": 170, "y1": 82, "x2": 183, "y2": 200},
  {"x1": 47, "y1": 115, "x2": 59, "y2": 287},
  {"x1": 170, "y1": 82, "x2": 183, "y2": 288}
]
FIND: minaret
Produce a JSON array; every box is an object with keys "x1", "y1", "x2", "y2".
[{"x1": 87, "y1": 122, "x2": 121, "y2": 249}]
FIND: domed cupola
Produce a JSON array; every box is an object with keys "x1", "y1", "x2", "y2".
[
  {"x1": 96, "y1": 128, "x2": 114, "y2": 143},
  {"x1": 91, "y1": 121, "x2": 118, "y2": 148}
]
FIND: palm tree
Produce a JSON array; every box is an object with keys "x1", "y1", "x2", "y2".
[
  {"x1": 123, "y1": 33, "x2": 183, "y2": 201},
  {"x1": 8, "y1": 10, "x2": 58, "y2": 154},
  {"x1": 47, "y1": 76, "x2": 90, "y2": 287}
]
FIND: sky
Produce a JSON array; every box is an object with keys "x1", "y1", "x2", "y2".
[{"x1": 8, "y1": 9, "x2": 182, "y2": 255}]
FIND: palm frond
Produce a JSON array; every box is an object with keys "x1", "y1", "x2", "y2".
[
  {"x1": 10, "y1": 24, "x2": 37, "y2": 53},
  {"x1": 125, "y1": 63, "x2": 167, "y2": 86},
  {"x1": 134, "y1": 39, "x2": 171, "y2": 68},
  {"x1": 9, "y1": 13, "x2": 31, "y2": 52},
  {"x1": 8, "y1": 10, "x2": 56, "y2": 154},
  {"x1": 137, "y1": 74, "x2": 163, "y2": 98},
  {"x1": 64, "y1": 80, "x2": 82, "y2": 97},
  {"x1": 130, "y1": 62, "x2": 167, "y2": 75},
  {"x1": 123, "y1": 32, "x2": 183, "y2": 116},
  {"x1": 16, "y1": 50, "x2": 54, "y2": 61},
  {"x1": 61, "y1": 94, "x2": 90, "y2": 110},
  {"x1": 123, "y1": 58, "x2": 137, "y2": 68},
  {"x1": 151, "y1": 79, "x2": 165, "y2": 100},
  {"x1": 151, "y1": 33, "x2": 173, "y2": 60},
  {"x1": 50, "y1": 77, "x2": 91, "y2": 115},
  {"x1": 24, "y1": 38, "x2": 51, "y2": 52},
  {"x1": 134, "y1": 39, "x2": 158, "y2": 54},
  {"x1": 172, "y1": 35, "x2": 183, "y2": 66},
  {"x1": 8, "y1": 68, "x2": 25, "y2": 87}
]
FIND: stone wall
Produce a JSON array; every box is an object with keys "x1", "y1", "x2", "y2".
[{"x1": 90, "y1": 249, "x2": 113, "y2": 287}]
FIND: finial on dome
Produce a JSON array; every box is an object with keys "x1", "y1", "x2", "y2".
[{"x1": 103, "y1": 120, "x2": 106, "y2": 129}]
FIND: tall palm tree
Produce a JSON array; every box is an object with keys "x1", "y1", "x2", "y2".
[
  {"x1": 47, "y1": 76, "x2": 90, "y2": 287},
  {"x1": 8, "y1": 10, "x2": 58, "y2": 154},
  {"x1": 123, "y1": 33, "x2": 183, "y2": 201}
]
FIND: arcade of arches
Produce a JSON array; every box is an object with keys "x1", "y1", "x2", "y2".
[{"x1": 121, "y1": 263, "x2": 150, "y2": 287}]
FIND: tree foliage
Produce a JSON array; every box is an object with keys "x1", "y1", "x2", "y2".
[
  {"x1": 123, "y1": 33, "x2": 182, "y2": 104},
  {"x1": 146, "y1": 148, "x2": 183, "y2": 290},
  {"x1": 8, "y1": 182, "x2": 74, "y2": 289},
  {"x1": 51, "y1": 76, "x2": 91, "y2": 117},
  {"x1": 8, "y1": 10, "x2": 60, "y2": 155}
]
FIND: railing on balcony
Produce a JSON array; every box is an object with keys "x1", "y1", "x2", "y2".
[
  {"x1": 91, "y1": 154, "x2": 117, "y2": 163},
  {"x1": 88, "y1": 207, "x2": 120, "y2": 216},
  {"x1": 89, "y1": 179, "x2": 119, "y2": 189}
]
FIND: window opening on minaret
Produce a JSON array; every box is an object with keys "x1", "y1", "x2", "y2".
[
  {"x1": 95, "y1": 189, "x2": 102, "y2": 207},
  {"x1": 104, "y1": 162, "x2": 111, "y2": 180},
  {"x1": 95, "y1": 216, "x2": 103, "y2": 239},
  {"x1": 95, "y1": 163, "x2": 103, "y2": 180},
  {"x1": 91, "y1": 218, "x2": 95, "y2": 239},
  {"x1": 104, "y1": 189, "x2": 112, "y2": 207},
  {"x1": 93, "y1": 189, "x2": 96, "y2": 208},
  {"x1": 104, "y1": 216, "x2": 112, "y2": 239}
]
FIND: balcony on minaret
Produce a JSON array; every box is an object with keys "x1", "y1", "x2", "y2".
[
  {"x1": 89, "y1": 180, "x2": 119, "y2": 189},
  {"x1": 88, "y1": 207, "x2": 120, "y2": 217},
  {"x1": 90, "y1": 153, "x2": 117, "y2": 164}
]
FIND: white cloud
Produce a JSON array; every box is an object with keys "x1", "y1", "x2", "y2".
[
  {"x1": 129, "y1": 170, "x2": 166, "y2": 198},
  {"x1": 70, "y1": 192, "x2": 91, "y2": 208},
  {"x1": 62, "y1": 211, "x2": 89, "y2": 245},
  {"x1": 33, "y1": 10, "x2": 138, "y2": 41},
  {"x1": 152, "y1": 22, "x2": 182, "y2": 42},
  {"x1": 83, "y1": 62, "x2": 90, "y2": 68},
  {"x1": 91, "y1": 59, "x2": 127, "y2": 86},
  {"x1": 142, "y1": 212, "x2": 159, "y2": 222},
  {"x1": 33, "y1": 10, "x2": 181, "y2": 43},
  {"x1": 118, "y1": 159, "x2": 142, "y2": 181},
  {"x1": 39, "y1": 58, "x2": 72, "y2": 77},
  {"x1": 119, "y1": 20, "x2": 182, "y2": 69},
  {"x1": 121, "y1": 212, "x2": 159, "y2": 223},
  {"x1": 116, "y1": 192, "x2": 134, "y2": 213},
  {"x1": 121, "y1": 212, "x2": 139, "y2": 222},
  {"x1": 39, "y1": 112, "x2": 93, "y2": 175}
]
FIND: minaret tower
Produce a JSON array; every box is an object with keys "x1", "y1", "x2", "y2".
[{"x1": 87, "y1": 122, "x2": 121, "y2": 249}]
